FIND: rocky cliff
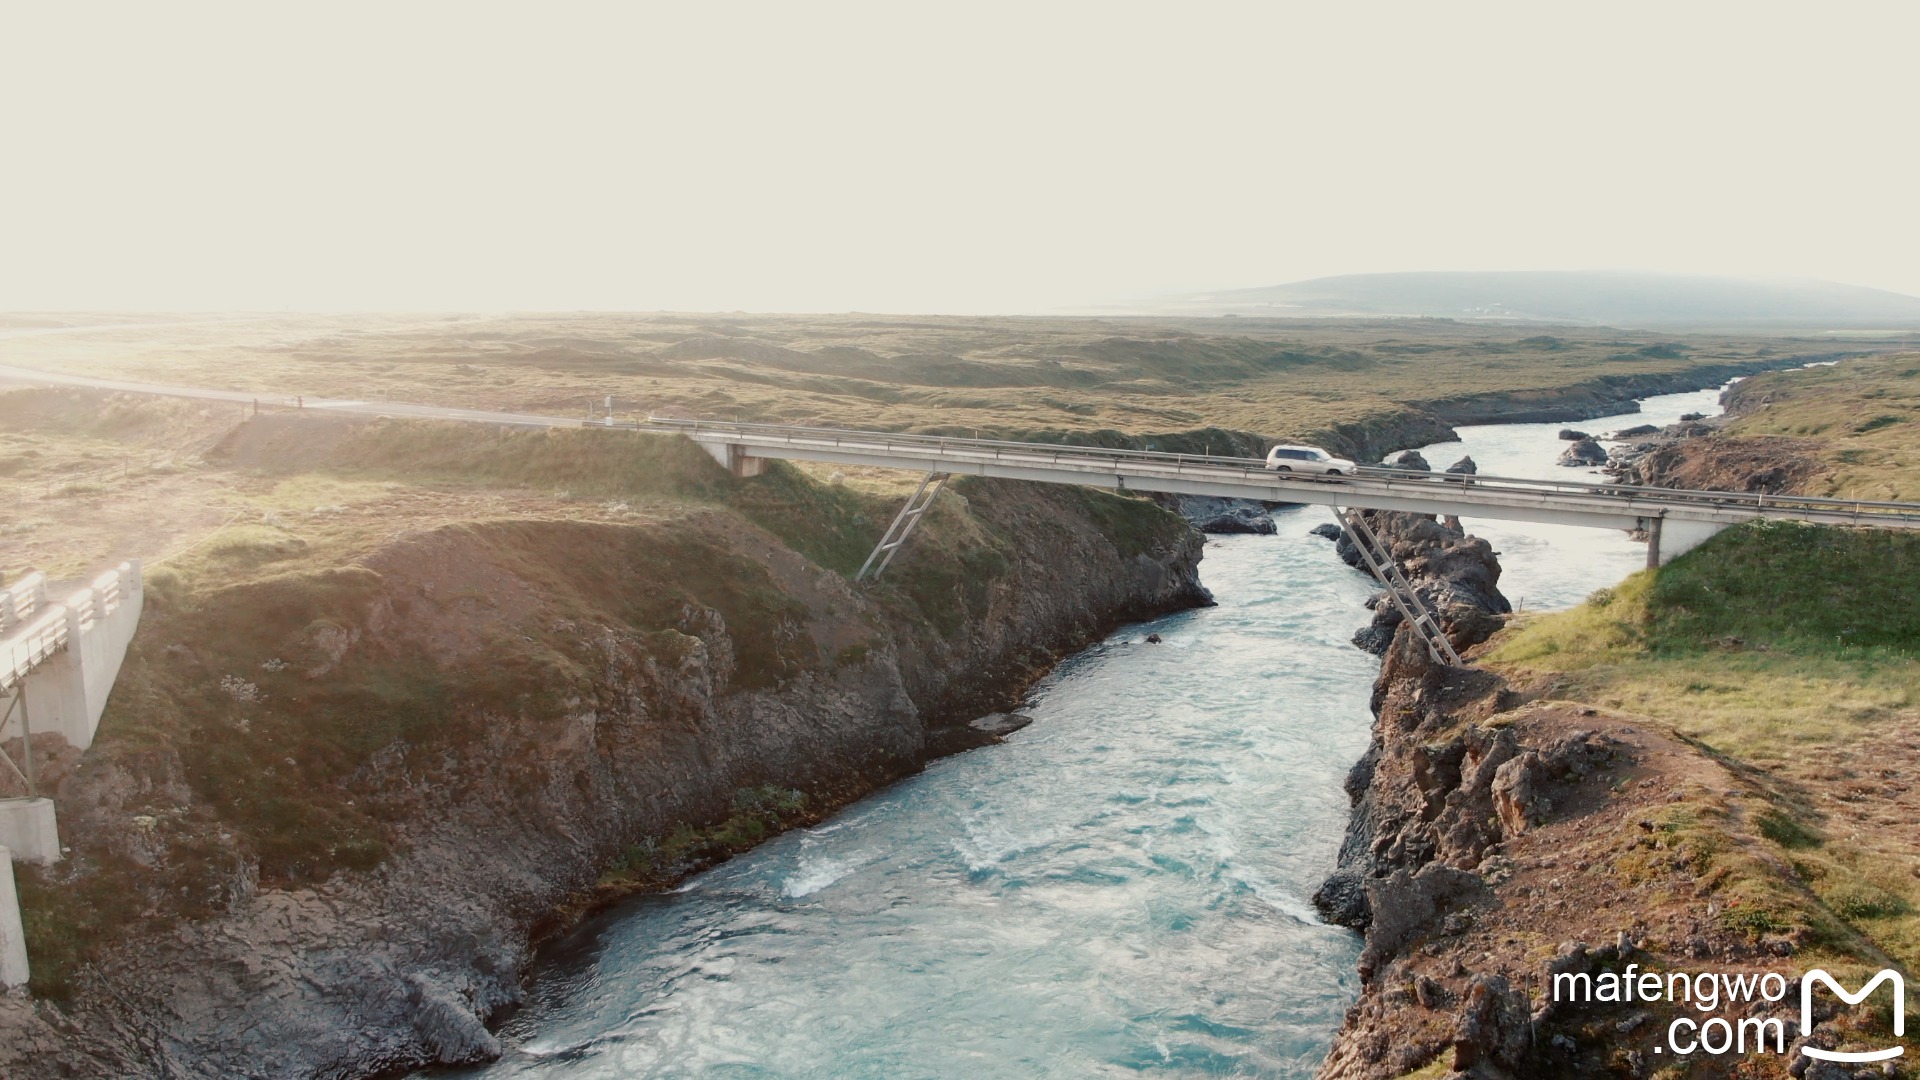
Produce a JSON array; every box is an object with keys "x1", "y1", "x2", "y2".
[
  {"x1": 0, "y1": 468, "x2": 1209, "y2": 1078},
  {"x1": 1325, "y1": 512, "x2": 1511, "y2": 659},
  {"x1": 1310, "y1": 452, "x2": 1897, "y2": 1078}
]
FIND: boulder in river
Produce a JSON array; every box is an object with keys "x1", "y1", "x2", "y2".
[
  {"x1": 1612, "y1": 424, "x2": 1659, "y2": 438},
  {"x1": 1679, "y1": 411, "x2": 1705, "y2": 421},
  {"x1": 969, "y1": 712, "x2": 1034, "y2": 738},
  {"x1": 1556, "y1": 438, "x2": 1608, "y2": 467},
  {"x1": 1309, "y1": 523, "x2": 1345, "y2": 541},
  {"x1": 1387, "y1": 450, "x2": 1430, "y2": 471},
  {"x1": 1444, "y1": 455, "x2": 1477, "y2": 475},
  {"x1": 1556, "y1": 428, "x2": 1591, "y2": 441}
]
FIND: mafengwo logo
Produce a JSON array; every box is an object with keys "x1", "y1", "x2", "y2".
[
  {"x1": 1799, "y1": 969, "x2": 1903, "y2": 1064},
  {"x1": 1552, "y1": 964, "x2": 1905, "y2": 1061}
]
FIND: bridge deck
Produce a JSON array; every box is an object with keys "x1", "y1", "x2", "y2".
[{"x1": 642, "y1": 417, "x2": 1920, "y2": 535}]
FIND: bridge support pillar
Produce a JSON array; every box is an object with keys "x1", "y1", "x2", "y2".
[
  {"x1": 0, "y1": 798, "x2": 57, "y2": 864},
  {"x1": 1644, "y1": 516, "x2": 1728, "y2": 567},
  {"x1": 699, "y1": 441, "x2": 769, "y2": 478},
  {"x1": 0, "y1": 846, "x2": 25, "y2": 988}
]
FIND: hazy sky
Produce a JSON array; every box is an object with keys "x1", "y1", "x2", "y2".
[{"x1": 3, "y1": 2, "x2": 1916, "y2": 313}]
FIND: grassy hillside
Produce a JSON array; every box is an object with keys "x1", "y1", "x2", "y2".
[
  {"x1": 1719, "y1": 352, "x2": 1920, "y2": 500},
  {"x1": 8, "y1": 413, "x2": 1191, "y2": 999},
  {"x1": 0, "y1": 312, "x2": 1878, "y2": 450},
  {"x1": 1488, "y1": 522, "x2": 1920, "y2": 977}
]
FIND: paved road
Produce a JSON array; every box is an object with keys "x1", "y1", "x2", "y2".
[{"x1": 0, "y1": 363, "x2": 584, "y2": 429}]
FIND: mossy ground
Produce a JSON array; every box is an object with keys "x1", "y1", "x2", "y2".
[{"x1": 1488, "y1": 521, "x2": 1920, "y2": 1037}]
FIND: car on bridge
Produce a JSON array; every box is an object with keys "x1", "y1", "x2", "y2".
[{"x1": 1265, "y1": 444, "x2": 1357, "y2": 475}]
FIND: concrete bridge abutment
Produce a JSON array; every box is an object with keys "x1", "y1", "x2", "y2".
[
  {"x1": 700, "y1": 441, "x2": 769, "y2": 478},
  {"x1": 1643, "y1": 516, "x2": 1730, "y2": 568}
]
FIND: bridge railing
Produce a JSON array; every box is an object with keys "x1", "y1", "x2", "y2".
[
  {"x1": 1, "y1": 604, "x2": 68, "y2": 693},
  {"x1": 642, "y1": 417, "x2": 1920, "y2": 525},
  {"x1": 0, "y1": 573, "x2": 48, "y2": 637}
]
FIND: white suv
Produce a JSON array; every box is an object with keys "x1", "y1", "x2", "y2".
[{"x1": 1265, "y1": 444, "x2": 1357, "y2": 475}]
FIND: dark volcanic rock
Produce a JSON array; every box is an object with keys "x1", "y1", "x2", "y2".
[
  {"x1": 1309, "y1": 523, "x2": 1344, "y2": 541},
  {"x1": 1197, "y1": 511, "x2": 1276, "y2": 535},
  {"x1": 1555, "y1": 428, "x2": 1591, "y2": 441},
  {"x1": 1679, "y1": 411, "x2": 1705, "y2": 421},
  {"x1": 1333, "y1": 511, "x2": 1511, "y2": 658},
  {"x1": 969, "y1": 712, "x2": 1034, "y2": 738},
  {"x1": 1612, "y1": 423, "x2": 1659, "y2": 438},
  {"x1": 1556, "y1": 438, "x2": 1608, "y2": 466},
  {"x1": 1387, "y1": 450, "x2": 1431, "y2": 472},
  {"x1": 1443, "y1": 455, "x2": 1477, "y2": 475},
  {"x1": 1157, "y1": 494, "x2": 1278, "y2": 535}
]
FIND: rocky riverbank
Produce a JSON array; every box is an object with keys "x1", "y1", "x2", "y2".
[
  {"x1": 1602, "y1": 378, "x2": 1832, "y2": 495},
  {"x1": 0, "y1": 449, "x2": 1210, "y2": 1078},
  {"x1": 1417, "y1": 361, "x2": 1805, "y2": 427},
  {"x1": 1310, "y1": 411, "x2": 1904, "y2": 1078}
]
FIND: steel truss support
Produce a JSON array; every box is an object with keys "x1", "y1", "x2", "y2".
[
  {"x1": 1335, "y1": 507, "x2": 1465, "y2": 667},
  {"x1": 0, "y1": 691, "x2": 33, "y2": 797},
  {"x1": 856, "y1": 470, "x2": 950, "y2": 582}
]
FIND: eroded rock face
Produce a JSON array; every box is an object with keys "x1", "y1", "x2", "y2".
[
  {"x1": 3, "y1": 481, "x2": 1212, "y2": 1080},
  {"x1": 1331, "y1": 511, "x2": 1511, "y2": 657},
  {"x1": 1611, "y1": 432, "x2": 1827, "y2": 494}
]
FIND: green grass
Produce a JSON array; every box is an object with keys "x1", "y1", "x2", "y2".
[
  {"x1": 1492, "y1": 523, "x2": 1920, "y2": 758},
  {"x1": 1643, "y1": 521, "x2": 1920, "y2": 653}
]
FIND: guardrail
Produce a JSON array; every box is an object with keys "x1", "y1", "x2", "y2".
[
  {"x1": 0, "y1": 573, "x2": 48, "y2": 636},
  {"x1": 640, "y1": 416, "x2": 1920, "y2": 527},
  {"x1": 0, "y1": 564, "x2": 137, "y2": 693},
  {"x1": 1, "y1": 605, "x2": 67, "y2": 693}
]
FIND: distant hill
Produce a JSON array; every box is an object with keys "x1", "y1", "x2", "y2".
[{"x1": 1168, "y1": 272, "x2": 1920, "y2": 329}]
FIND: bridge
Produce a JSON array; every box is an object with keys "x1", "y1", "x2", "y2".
[
  {"x1": 0, "y1": 562, "x2": 144, "y2": 987},
  {"x1": 643, "y1": 417, "x2": 1920, "y2": 568},
  {"x1": 11, "y1": 363, "x2": 1919, "y2": 567}
]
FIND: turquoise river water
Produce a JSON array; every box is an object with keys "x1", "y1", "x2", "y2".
[{"x1": 445, "y1": 385, "x2": 1727, "y2": 1079}]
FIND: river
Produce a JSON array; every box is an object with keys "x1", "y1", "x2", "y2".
[{"x1": 442, "y1": 386, "x2": 1728, "y2": 1079}]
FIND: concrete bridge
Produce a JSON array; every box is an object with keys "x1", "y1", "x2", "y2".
[
  {"x1": 0, "y1": 562, "x2": 144, "y2": 986},
  {"x1": 12, "y1": 362, "x2": 1919, "y2": 566},
  {"x1": 647, "y1": 417, "x2": 1920, "y2": 566}
]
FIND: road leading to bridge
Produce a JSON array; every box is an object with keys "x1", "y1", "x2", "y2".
[{"x1": 6, "y1": 363, "x2": 1918, "y2": 566}]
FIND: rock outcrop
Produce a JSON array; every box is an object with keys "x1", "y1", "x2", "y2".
[
  {"x1": 1155, "y1": 494, "x2": 1281, "y2": 535},
  {"x1": 0, "y1": 479, "x2": 1211, "y2": 1079},
  {"x1": 1443, "y1": 456, "x2": 1476, "y2": 476},
  {"x1": 1332, "y1": 512, "x2": 1510, "y2": 657},
  {"x1": 1556, "y1": 437, "x2": 1608, "y2": 467}
]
